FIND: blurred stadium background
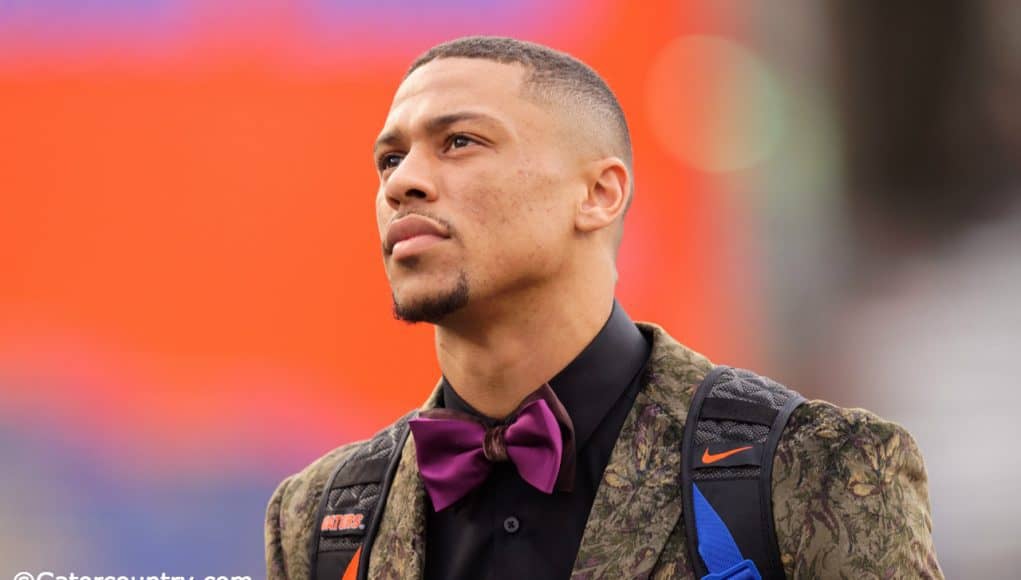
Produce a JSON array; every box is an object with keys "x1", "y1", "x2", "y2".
[{"x1": 2, "y1": 1, "x2": 1019, "y2": 577}]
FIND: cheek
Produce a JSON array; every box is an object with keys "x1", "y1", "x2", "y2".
[
  {"x1": 510, "y1": 167, "x2": 571, "y2": 233},
  {"x1": 375, "y1": 190, "x2": 392, "y2": 237},
  {"x1": 467, "y1": 169, "x2": 570, "y2": 263}
]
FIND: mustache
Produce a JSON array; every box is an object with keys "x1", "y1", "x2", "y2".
[{"x1": 382, "y1": 210, "x2": 456, "y2": 254}]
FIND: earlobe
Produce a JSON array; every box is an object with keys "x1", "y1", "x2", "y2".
[{"x1": 576, "y1": 159, "x2": 629, "y2": 233}]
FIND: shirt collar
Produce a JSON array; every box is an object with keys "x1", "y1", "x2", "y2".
[{"x1": 439, "y1": 299, "x2": 651, "y2": 451}]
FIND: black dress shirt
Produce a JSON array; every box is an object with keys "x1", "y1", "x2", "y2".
[{"x1": 424, "y1": 300, "x2": 653, "y2": 580}]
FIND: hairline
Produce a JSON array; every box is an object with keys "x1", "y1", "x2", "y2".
[{"x1": 403, "y1": 54, "x2": 632, "y2": 174}]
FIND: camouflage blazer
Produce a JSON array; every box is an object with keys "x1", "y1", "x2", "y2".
[{"x1": 266, "y1": 322, "x2": 943, "y2": 579}]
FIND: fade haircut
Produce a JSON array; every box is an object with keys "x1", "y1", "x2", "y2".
[{"x1": 405, "y1": 36, "x2": 634, "y2": 217}]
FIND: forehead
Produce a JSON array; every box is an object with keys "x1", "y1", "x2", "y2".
[{"x1": 384, "y1": 58, "x2": 540, "y2": 130}]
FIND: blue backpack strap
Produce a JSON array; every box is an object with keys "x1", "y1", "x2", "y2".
[
  {"x1": 681, "y1": 366, "x2": 806, "y2": 579},
  {"x1": 692, "y1": 483, "x2": 761, "y2": 580},
  {"x1": 310, "y1": 412, "x2": 413, "y2": 580}
]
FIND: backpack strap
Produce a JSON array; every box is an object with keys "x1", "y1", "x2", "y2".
[
  {"x1": 310, "y1": 412, "x2": 414, "y2": 580},
  {"x1": 681, "y1": 366, "x2": 806, "y2": 580}
]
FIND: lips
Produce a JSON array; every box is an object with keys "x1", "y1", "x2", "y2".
[{"x1": 385, "y1": 214, "x2": 450, "y2": 254}]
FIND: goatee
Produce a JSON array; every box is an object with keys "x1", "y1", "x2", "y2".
[{"x1": 392, "y1": 271, "x2": 470, "y2": 324}]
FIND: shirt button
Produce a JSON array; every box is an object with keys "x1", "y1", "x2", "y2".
[{"x1": 503, "y1": 516, "x2": 520, "y2": 534}]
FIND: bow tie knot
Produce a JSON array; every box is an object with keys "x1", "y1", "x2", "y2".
[
  {"x1": 482, "y1": 424, "x2": 510, "y2": 462},
  {"x1": 409, "y1": 383, "x2": 576, "y2": 511}
]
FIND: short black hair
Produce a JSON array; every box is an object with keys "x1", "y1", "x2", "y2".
[{"x1": 406, "y1": 36, "x2": 634, "y2": 215}]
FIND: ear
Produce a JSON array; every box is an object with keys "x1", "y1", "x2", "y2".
[{"x1": 576, "y1": 157, "x2": 630, "y2": 233}]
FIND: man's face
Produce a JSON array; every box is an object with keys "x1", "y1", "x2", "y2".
[{"x1": 374, "y1": 58, "x2": 583, "y2": 324}]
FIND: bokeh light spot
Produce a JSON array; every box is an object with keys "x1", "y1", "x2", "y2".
[{"x1": 646, "y1": 35, "x2": 787, "y2": 173}]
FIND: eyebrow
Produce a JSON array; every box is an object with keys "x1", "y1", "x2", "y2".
[{"x1": 372, "y1": 111, "x2": 503, "y2": 155}]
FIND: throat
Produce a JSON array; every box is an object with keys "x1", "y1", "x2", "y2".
[{"x1": 433, "y1": 292, "x2": 615, "y2": 418}]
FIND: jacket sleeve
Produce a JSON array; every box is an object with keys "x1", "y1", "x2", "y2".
[
  {"x1": 266, "y1": 475, "x2": 295, "y2": 580},
  {"x1": 771, "y1": 401, "x2": 944, "y2": 579}
]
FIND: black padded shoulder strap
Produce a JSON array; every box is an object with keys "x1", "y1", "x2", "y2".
[
  {"x1": 310, "y1": 412, "x2": 414, "y2": 580},
  {"x1": 680, "y1": 366, "x2": 806, "y2": 579}
]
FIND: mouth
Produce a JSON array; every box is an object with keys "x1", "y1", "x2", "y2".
[{"x1": 385, "y1": 214, "x2": 451, "y2": 261}]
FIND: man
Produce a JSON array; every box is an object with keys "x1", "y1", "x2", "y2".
[{"x1": 265, "y1": 36, "x2": 942, "y2": 579}]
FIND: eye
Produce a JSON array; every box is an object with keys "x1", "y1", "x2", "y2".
[
  {"x1": 377, "y1": 153, "x2": 403, "y2": 173},
  {"x1": 446, "y1": 134, "x2": 476, "y2": 150}
]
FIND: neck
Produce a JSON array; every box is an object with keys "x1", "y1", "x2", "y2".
[{"x1": 434, "y1": 280, "x2": 615, "y2": 419}]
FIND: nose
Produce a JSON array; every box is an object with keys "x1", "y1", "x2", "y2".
[{"x1": 382, "y1": 149, "x2": 438, "y2": 210}]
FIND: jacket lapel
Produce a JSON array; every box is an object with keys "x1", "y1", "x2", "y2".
[
  {"x1": 571, "y1": 322, "x2": 713, "y2": 580},
  {"x1": 366, "y1": 383, "x2": 442, "y2": 580}
]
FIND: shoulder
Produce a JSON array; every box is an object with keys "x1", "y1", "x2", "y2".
[
  {"x1": 775, "y1": 399, "x2": 928, "y2": 493},
  {"x1": 265, "y1": 438, "x2": 369, "y2": 577},
  {"x1": 772, "y1": 400, "x2": 941, "y2": 577},
  {"x1": 271, "y1": 437, "x2": 368, "y2": 528},
  {"x1": 265, "y1": 413, "x2": 414, "y2": 578}
]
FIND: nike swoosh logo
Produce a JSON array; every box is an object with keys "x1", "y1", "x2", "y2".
[{"x1": 702, "y1": 445, "x2": 753, "y2": 464}]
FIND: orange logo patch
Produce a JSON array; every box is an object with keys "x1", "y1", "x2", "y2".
[
  {"x1": 701, "y1": 445, "x2": 753, "y2": 464},
  {"x1": 321, "y1": 513, "x2": 365, "y2": 532}
]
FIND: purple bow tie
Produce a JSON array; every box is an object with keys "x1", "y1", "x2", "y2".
[{"x1": 409, "y1": 383, "x2": 576, "y2": 512}]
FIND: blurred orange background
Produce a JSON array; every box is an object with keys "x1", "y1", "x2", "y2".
[{"x1": 2, "y1": 1, "x2": 760, "y2": 574}]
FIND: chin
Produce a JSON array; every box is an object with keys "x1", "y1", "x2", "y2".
[{"x1": 391, "y1": 271, "x2": 471, "y2": 324}]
